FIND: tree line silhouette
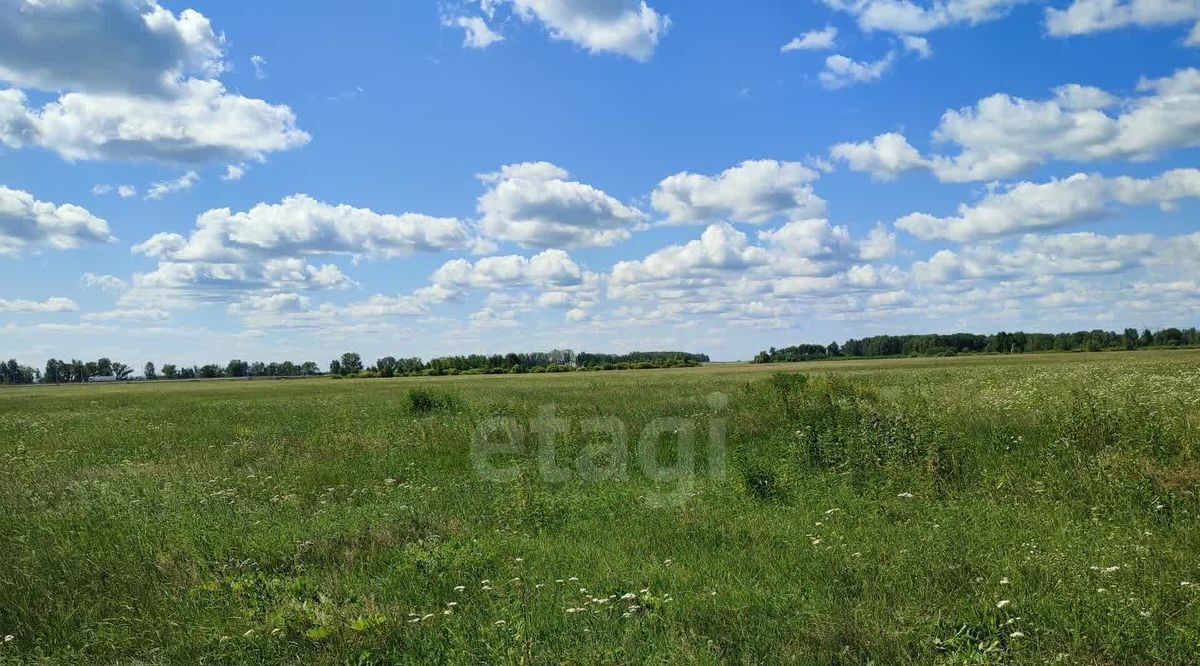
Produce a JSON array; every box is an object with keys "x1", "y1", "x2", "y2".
[{"x1": 753, "y1": 327, "x2": 1200, "y2": 363}]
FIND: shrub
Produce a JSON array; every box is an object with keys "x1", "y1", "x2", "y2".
[{"x1": 407, "y1": 387, "x2": 461, "y2": 414}]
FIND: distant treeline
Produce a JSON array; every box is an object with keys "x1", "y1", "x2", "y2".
[
  {"x1": 340, "y1": 350, "x2": 709, "y2": 377},
  {"x1": 753, "y1": 327, "x2": 1200, "y2": 363},
  {"x1": 2, "y1": 350, "x2": 709, "y2": 384}
]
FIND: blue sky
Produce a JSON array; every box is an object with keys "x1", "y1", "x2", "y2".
[{"x1": 1, "y1": 0, "x2": 1198, "y2": 367}]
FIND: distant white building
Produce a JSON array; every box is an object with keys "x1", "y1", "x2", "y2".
[{"x1": 87, "y1": 375, "x2": 117, "y2": 382}]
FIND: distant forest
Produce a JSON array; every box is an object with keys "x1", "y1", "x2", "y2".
[
  {"x1": 0, "y1": 350, "x2": 710, "y2": 385},
  {"x1": 753, "y1": 327, "x2": 1200, "y2": 363}
]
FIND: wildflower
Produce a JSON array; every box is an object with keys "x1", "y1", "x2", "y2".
[
  {"x1": 1102, "y1": 566, "x2": 1120, "y2": 574},
  {"x1": 1010, "y1": 631, "x2": 1025, "y2": 638},
  {"x1": 453, "y1": 585, "x2": 465, "y2": 592},
  {"x1": 421, "y1": 613, "x2": 434, "y2": 621},
  {"x1": 1000, "y1": 577, "x2": 1010, "y2": 585},
  {"x1": 384, "y1": 478, "x2": 396, "y2": 485},
  {"x1": 443, "y1": 610, "x2": 452, "y2": 615},
  {"x1": 568, "y1": 577, "x2": 579, "y2": 582},
  {"x1": 447, "y1": 602, "x2": 458, "y2": 607},
  {"x1": 897, "y1": 492, "x2": 914, "y2": 498},
  {"x1": 482, "y1": 585, "x2": 493, "y2": 591},
  {"x1": 996, "y1": 599, "x2": 1011, "y2": 609},
  {"x1": 514, "y1": 557, "x2": 524, "y2": 562},
  {"x1": 621, "y1": 592, "x2": 637, "y2": 601},
  {"x1": 494, "y1": 620, "x2": 506, "y2": 626},
  {"x1": 3, "y1": 636, "x2": 12, "y2": 643}
]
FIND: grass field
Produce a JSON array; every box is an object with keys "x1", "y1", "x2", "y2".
[{"x1": 2, "y1": 350, "x2": 1200, "y2": 664}]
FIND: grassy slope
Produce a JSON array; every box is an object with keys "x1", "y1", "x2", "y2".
[{"x1": 1, "y1": 350, "x2": 1199, "y2": 664}]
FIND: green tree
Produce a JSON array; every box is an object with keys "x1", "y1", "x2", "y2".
[
  {"x1": 340, "y1": 353, "x2": 363, "y2": 374},
  {"x1": 144, "y1": 362, "x2": 156, "y2": 380}
]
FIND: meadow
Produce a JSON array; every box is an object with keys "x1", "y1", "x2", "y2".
[{"x1": 2, "y1": 350, "x2": 1199, "y2": 664}]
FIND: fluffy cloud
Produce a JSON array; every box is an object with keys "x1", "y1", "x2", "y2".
[
  {"x1": 425, "y1": 249, "x2": 599, "y2": 318},
  {"x1": 901, "y1": 35, "x2": 933, "y2": 57},
  {"x1": 611, "y1": 223, "x2": 769, "y2": 288},
  {"x1": 477, "y1": 162, "x2": 647, "y2": 248},
  {"x1": 820, "y1": 52, "x2": 895, "y2": 89},
  {"x1": 0, "y1": 1, "x2": 308, "y2": 165},
  {"x1": 607, "y1": 219, "x2": 900, "y2": 324},
  {"x1": 123, "y1": 195, "x2": 477, "y2": 309},
  {"x1": 432, "y1": 249, "x2": 586, "y2": 290},
  {"x1": 0, "y1": 79, "x2": 309, "y2": 164},
  {"x1": 832, "y1": 68, "x2": 1200, "y2": 181},
  {"x1": 1045, "y1": 0, "x2": 1200, "y2": 37},
  {"x1": 830, "y1": 132, "x2": 929, "y2": 180},
  {"x1": 911, "y1": 231, "x2": 1194, "y2": 283},
  {"x1": 92, "y1": 183, "x2": 138, "y2": 198},
  {"x1": 896, "y1": 169, "x2": 1200, "y2": 241},
  {"x1": 651, "y1": 160, "x2": 826, "y2": 225},
  {"x1": 821, "y1": 0, "x2": 1025, "y2": 34},
  {"x1": 133, "y1": 194, "x2": 475, "y2": 262},
  {"x1": 508, "y1": 0, "x2": 669, "y2": 60},
  {"x1": 782, "y1": 27, "x2": 838, "y2": 51},
  {"x1": 0, "y1": 0, "x2": 224, "y2": 96},
  {"x1": 122, "y1": 258, "x2": 353, "y2": 309},
  {"x1": 449, "y1": 15, "x2": 506, "y2": 48},
  {"x1": 0, "y1": 185, "x2": 113, "y2": 255},
  {"x1": 81, "y1": 273, "x2": 127, "y2": 291},
  {"x1": 0, "y1": 297, "x2": 78, "y2": 313},
  {"x1": 609, "y1": 226, "x2": 907, "y2": 326},
  {"x1": 221, "y1": 164, "x2": 246, "y2": 181}
]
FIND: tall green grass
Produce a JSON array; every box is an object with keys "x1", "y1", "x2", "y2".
[{"x1": 1, "y1": 351, "x2": 1198, "y2": 664}]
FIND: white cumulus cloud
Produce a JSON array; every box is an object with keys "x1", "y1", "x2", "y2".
[
  {"x1": 820, "y1": 52, "x2": 895, "y2": 89},
  {"x1": 651, "y1": 160, "x2": 826, "y2": 225},
  {"x1": 782, "y1": 26, "x2": 839, "y2": 51},
  {"x1": 477, "y1": 161, "x2": 647, "y2": 248},
  {"x1": 0, "y1": 185, "x2": 113, "y2": 255},
  {"x1": 832, "y1": 68, "x2": 1200, "y2": 181},
  {"x1": 896, "y1": 169, "x2": 1200, "y2": 241}
]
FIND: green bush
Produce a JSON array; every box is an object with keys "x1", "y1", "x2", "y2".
[{"x1": 407, "y1": 387, "x2": 461, "y2": 414}]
